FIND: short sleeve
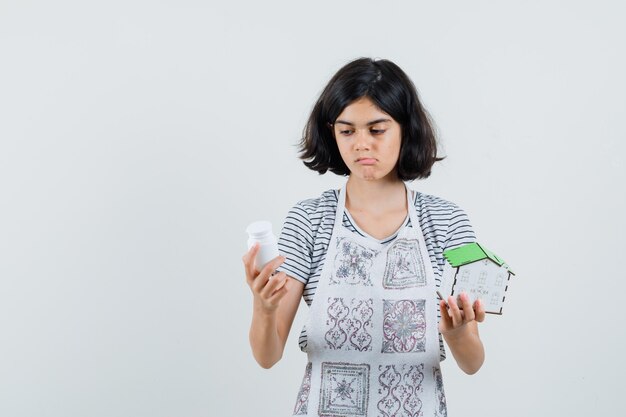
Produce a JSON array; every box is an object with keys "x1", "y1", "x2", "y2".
[
  {"x1": 438, "y1": 203, "x2": 477, "y2": 362},
  {"x1": 275, "y1": 202, "x2": 313, "y2": 285},
  {"x1": 444, "y1": 204, "x2": 477, "y2": 251}
]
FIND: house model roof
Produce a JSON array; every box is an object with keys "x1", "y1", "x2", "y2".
[{"x1": 443, "y1": 243, "x2": 515, "y2": 275}]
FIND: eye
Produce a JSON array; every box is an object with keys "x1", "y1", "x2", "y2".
[
  {"x1": 339, "y1": 130, "x2": 354, "y2": 136},
  {"x1": 370, "y1": 129, "x2": 386, "y2": 135}
]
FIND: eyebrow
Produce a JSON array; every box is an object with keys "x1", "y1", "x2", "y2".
[{"x1": 334, "y1": 118, "x2": 391, "y2": 126}]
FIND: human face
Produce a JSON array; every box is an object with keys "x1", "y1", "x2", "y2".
[{"x1": 332, "y1": 97, "x2": 402, "y2": 182}]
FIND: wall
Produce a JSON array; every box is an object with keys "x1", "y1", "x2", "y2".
[{"x1": 1, "y1": 1, "x2": 624, "y2": 416}]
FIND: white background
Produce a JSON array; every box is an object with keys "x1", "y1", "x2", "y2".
[{"x1": 1, "y1": 1, "x2": 624, "y2": 416}]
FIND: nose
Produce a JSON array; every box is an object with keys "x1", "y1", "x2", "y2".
[{"x1": 354, "y1": 129, "x2": 371, "y2": 151}]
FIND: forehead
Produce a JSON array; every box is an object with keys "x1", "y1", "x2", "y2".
[{"x1": 336, "y1": 97, "x2": 391, "y2": 122}]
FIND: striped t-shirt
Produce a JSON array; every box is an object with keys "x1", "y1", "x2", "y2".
[{"x1": 276, "y1": 187, "x2": 477, "y2": 361}]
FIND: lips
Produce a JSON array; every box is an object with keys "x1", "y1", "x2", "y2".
[{"x1": 356, "y1": 158, "x2": 377, "y2": 165}]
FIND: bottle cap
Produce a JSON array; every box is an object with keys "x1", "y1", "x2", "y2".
[{"x1": 246, "y1": 221, "x2": 273, "y2": 238}]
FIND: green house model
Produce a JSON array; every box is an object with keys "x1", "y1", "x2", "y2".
[{"x1": 442, "y1": 243, "x2": 516, "y2": 315}]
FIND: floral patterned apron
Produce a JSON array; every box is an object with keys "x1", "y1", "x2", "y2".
[{"x1": 292, "y1": 183, "x2": 447, "y2": 417}]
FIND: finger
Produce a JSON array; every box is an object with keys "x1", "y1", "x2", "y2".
[
  {"x1": 242, "y1": 242, "x2": 260, "y2": 264},
  {"x1": 253, "y1": 255, "x2": 286, "y2": 292},
  {"x1": 260, "y1": 271, "x2": 287, "y2": 298},
  {"x1": 474, "y1": 299, "x2": 486, "y2": 322},
  {"x1": 242, "y1": 243, "x2": 261, "y2": 283},
  {"x1": 439, "y1": 300, "x2": 452, "y2": 327},
  {"x1": 268, "y1": 285, "x2": 288, "y2": 304},
  {"x1": 270, "y1": 276, "x2": 289, "y2": 298},
  {"x1": 274, "y1": 272, "x2": 289, "y2": 292},
  {"x1": 260, "y1": 254, "x2": 286, "y2": 277},
  {"x1": 460, "y1": 292, "x2": 475, "y2": 323},
  {"x1": 447, "y1": 295, "x2": 463, "y2": 328}
]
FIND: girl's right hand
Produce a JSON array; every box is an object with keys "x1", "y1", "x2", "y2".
[{"x1": 242, "y1": 243, "x2": 289, "y2": 314}]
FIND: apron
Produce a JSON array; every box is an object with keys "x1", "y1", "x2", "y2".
[{"x1": 292, "y1": 183, "x2": 447, "y2": 417}]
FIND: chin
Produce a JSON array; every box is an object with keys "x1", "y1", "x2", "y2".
[
  {"x1": 357, "y1": 168, "x2": 394, "y2": 182},
  {"x1": 354, "y1": 172, "x2": 384, "y2": 182}
]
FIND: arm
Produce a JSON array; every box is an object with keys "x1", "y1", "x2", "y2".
[
  {"x1": 439, "y1": 203, "x2": 484, "y2": 374},
  {"x1": 243, "y1": 243, "x2": 305, "y2": 369},
  {"x1": 439, "y1": 293, "x2": 485, "y2": 375}
]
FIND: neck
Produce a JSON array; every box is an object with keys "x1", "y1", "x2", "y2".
[{"x1": 345, "y1": 175, "x2": 406, "y2": 213}]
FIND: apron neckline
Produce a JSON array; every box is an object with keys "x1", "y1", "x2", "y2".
[
  {"x1": 334, "y1": 181, "x2": 418, "y2": 244},
  {"x1": 343, "y1": 207, "x2": 410, "y2": 244}
]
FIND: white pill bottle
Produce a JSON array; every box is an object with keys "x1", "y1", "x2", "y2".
[{"x1": 246, "y1": 221, "x2": 280, "y2": 272}]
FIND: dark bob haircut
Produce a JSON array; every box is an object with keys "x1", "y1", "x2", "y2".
[{"x1": 299, "y1": 57, "x2": 443, "y2": 181}]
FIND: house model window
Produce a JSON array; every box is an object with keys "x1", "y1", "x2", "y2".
[{"x1": 442, "y1": 243, "x2": 516, "y2": 315}]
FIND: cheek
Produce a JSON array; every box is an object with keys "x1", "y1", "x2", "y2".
[
  {"x1": 335, "y1": 140, "x2": 346, "y2": 154},
  {"x1": 384, "y1": 140, "x2": 402, "y2": 166},
  {"x1": 391, "y1": 133, "x2": 402, "y2": 154},
  {"x1": 383, "y1": 139, "x2": 402, "y2": 158},
  {"x1": 336, "y1": 141, "x2": 352, "y2": 162}
]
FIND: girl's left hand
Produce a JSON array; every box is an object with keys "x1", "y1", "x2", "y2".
[{"x1": 439, "y1": 292, "x2": 485, "y2": 338}]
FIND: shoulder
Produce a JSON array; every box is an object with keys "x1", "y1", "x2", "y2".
[
  {"x1": 285, "y1": 189, "x2": 339, "y2": 221},
  {"x1": 409, "y1": 188, "x2": 476, "y2": 248},
  {"x1": 281, "y1": 189, "x2": 339, "y2": 234},
  {"x1": 410, "y1": 188, "x2": 467, "y2": 216},
  {"x1": 294, "y1": 188, "x2": 339, "y2": 210}
]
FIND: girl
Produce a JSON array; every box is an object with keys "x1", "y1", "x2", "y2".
[{"x1": 243, "y1": 57, "x2": 485, "y2": 417}]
